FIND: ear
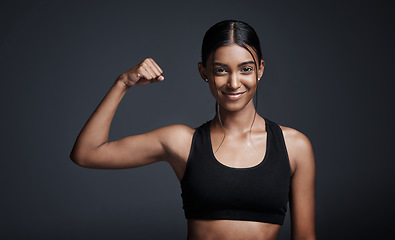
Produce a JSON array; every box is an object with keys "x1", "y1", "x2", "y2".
[
  {"x1": 198, "y1": 62, "x2": 208, "y2": 82},
  {"x1": 258, "y1": 60, "x2": 265, "y2": 80}
]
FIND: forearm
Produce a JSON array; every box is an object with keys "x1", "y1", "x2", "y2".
[
  {"x1": 70, "y1": 79, "x2": 129, "y2": 162},
  {"x1": 70, "y1": 58, "x2": 164, "y2": 166}
]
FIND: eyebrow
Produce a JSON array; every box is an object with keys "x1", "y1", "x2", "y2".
[{"x1": 213, "y1": 61, "x2": 255, "y2": 67}]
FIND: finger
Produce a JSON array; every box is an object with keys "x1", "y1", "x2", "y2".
[
  {"x1": 148, "y1": 62, "x2": 163, "y2": 79},
  {"x1": 137, "y1": 66, "x2": 154, "y2": 81},
  {"x1": 140, "y1": 60, "x2": 158, "y2": 80},
  {"x1": 150, "y1": 62, "x2": 164, "y2": 81},
  {"x1": 146, "y1": 64, "x2": 161, "y2": 79},
  {"x1": 148, "y1": 58, "x2": 164, "y2": 76},
  {"x1": 149, "y1": 76, "x2": 164, "y2": 84},
  {"x1": 143, "y1": 58, "x2": 163, "y2": 80},
  {"x1": 142, "y1": 65, "x2": 158, "y2": 80}
]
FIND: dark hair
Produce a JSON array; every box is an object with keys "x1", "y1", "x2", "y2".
[{"x1": 201, "y1": 20, "x2": 263, "y2": 67}]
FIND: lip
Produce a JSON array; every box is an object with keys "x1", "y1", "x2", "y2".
[{"x1": 221, "y1": 91, "x2": 246, "y2": 100}]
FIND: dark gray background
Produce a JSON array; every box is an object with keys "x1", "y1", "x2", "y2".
[{"x1": 1, "y1": 1, "x2": 394, "y2": 239}]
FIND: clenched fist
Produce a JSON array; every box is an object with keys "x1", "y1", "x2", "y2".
[{"x1": 117, "y1": 58, "x2": 164, "y2": 87}]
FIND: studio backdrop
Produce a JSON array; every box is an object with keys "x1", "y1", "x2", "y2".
[{"x1": 1, "y1": 1, "x2": 393, "y2": 239}]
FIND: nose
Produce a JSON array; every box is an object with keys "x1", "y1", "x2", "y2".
[{"x1": 227, "y1": 72, "x2": 241, "y2": 90}]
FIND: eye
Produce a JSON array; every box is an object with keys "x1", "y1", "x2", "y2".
[
  {"x1": 214, "y1": 68, "x2": 227, "y2": 74},
  {"x1": 241, "y1": 66, "x2": 253, "y2": 73}
]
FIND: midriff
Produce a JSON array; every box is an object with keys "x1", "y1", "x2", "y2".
[{"x1": 187, "y1": 219, "x2": 281, "y2": 240}]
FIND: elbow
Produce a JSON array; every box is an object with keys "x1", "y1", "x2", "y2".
[
  {"x1": 70, "y1": 143, "x2": 108, "y2": 168},
  {"x1": 70, "y1": 149, "x2": 90, "y2": 168},
  {"x1": 70, "y1": 151, "x2": 82, "y2": 166}
]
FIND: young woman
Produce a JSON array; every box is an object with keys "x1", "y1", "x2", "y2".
[{"x1": 70, "y1": 20, "x2": 316, "y2": 240}]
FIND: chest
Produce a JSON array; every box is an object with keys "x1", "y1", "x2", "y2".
[
  {"x1": 180, "y1": 120, "x2": 292, "y2": 224},
  {"x1": 182, "y1": 149, "x2": 290, "y2": 209},
  {"x1": 211, "y1": 131, "x2": 268, "y2": 169}
]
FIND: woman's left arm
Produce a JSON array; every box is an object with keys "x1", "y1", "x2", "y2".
[{"x1": 282, "y1": 127, "x2": 316, "y2": 240}]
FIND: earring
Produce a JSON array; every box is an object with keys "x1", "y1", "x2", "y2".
[
  {"x1": 258, "y1": 78, "x2": 261, "y2": 81},
  {"x1": 205, "y1": 79, "x2": 208, "y2": 82}
]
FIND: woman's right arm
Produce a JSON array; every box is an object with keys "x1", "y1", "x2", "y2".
[{"x1": 70, "y1": 58, "x2": 175, "y2": 169}]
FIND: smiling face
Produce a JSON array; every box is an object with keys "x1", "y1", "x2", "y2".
[{"x1": 199, "y1": 44, "x2": 264, "y2": 112}]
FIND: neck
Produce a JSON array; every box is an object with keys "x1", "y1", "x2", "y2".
[{"x1": 212, "y1": 100, "x2": 261, "y2": 134}]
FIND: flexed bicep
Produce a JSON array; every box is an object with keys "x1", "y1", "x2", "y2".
[
  {"x1": 76, "y1": 129, "x2": 166, "y2": 169},
  {"x1": 71, "y1": 58, "x2": 166, "y2": 168}
]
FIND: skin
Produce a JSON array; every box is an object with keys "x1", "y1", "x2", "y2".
[{"x1": 70, "y1": 44, "x2": 316, "y2": 240}]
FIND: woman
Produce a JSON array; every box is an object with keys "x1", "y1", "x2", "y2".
[{"x1": 70, "y1": 20, "x2": 316, "y2": 240}]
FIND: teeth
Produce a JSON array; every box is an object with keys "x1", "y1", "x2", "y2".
[{"x1": 221, "y1": 91, "x2": 245, "y2": 97}]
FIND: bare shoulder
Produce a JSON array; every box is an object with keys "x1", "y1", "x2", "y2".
[
  {"x1": 279, "y1": 125, "x2": 315, "y2": 173},
  {"x1": 155, "y1": 124, "x2": 196, "y2": 180},
  {"x1": 155, "y1": 124, "x2": 196, "y2": 160},
  {"x1": 279, "y1": 126, "x2": 313, "y2": 151},
  {"x1": 156, "y1": 124, "x2": 195, "y2": 143},
  {"x1": 280, "y1": 126, "x2": 316, "y2": 238}
]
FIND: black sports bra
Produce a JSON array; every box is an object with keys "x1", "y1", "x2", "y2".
[{"x1": 180, "y1": 118, "x2": 291, "y2": 225}]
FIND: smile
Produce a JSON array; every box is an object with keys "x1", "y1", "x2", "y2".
[{"x1": 221, "y1": 91, "x2": 246, "y2": 100}]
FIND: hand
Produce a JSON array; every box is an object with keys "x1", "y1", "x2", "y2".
[{"x1": 117, "y1": 58, "x2": 164, "y2": 87}]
